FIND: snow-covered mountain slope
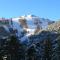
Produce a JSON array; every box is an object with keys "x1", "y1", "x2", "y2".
[{"x1": 10, "y1": 15, "x2": 54, "y2": 37}]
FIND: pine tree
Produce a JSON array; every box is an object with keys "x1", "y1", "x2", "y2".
[
  {"x1": 8, "y1": 35, "x2": 23, "y2": 60},
  {"x1": 43, "y1": 35, "x2": 52, "y2": 60},
  {"x1": 1, "y1": 35, "x2": 24, "y2": 60},
  {"x1": 27, "y1": 45, "x2": 36, "y2": 60},
  {"x1": 55, "y1": 35, "x2": 60, "y2": 60}
]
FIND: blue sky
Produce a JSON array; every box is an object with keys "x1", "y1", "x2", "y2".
[{"x1": 0, "y1": 0, "x2": 60, "y2": 20}]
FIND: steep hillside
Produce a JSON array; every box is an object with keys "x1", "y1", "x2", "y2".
[{"x1": 48, "y1": 21, "x2": 60, "y2": 31}]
